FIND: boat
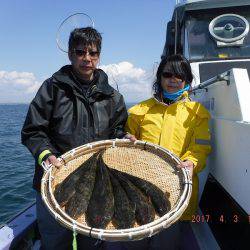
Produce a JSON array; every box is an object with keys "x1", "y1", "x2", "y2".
[
  {"x1": 1, "y1": 0, "x2": 249, "y2": 249},
  {"x1": 162, "y1": 0, "x2": 250, "y2": 249}
]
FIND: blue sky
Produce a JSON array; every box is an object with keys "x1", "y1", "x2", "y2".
[{"x1": 0, "y1": 0, "x2": 176, "y2": 103}]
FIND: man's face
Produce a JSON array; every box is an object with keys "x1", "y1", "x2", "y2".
[{"x1": 68, "y1": 43, "x2": 100, "y2": 81}]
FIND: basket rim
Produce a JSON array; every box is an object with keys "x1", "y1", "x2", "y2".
[{"x1": 41, "y1": 139, "x2": 192, "y2": 241}]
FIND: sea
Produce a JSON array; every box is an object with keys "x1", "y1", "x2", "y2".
[
  {"x1": 0, "y1": 103, "x2": 136, "y2": 226},
  {"x1": 0, "y1": 104, "x2": 35, "y2": 226}
]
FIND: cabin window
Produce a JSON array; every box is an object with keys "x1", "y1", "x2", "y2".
[{"x1": 185, "y1": 7, "x2": 250, "y2": 62}]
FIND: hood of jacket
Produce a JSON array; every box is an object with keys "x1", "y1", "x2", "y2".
[{"x1": 51, "y1": 65, "x2": 114, "y2": 102}]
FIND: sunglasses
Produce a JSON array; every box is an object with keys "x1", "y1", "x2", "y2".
[
  {"x1": 161, "y1": 72, "x2": 185, "y2": 82},
  {"x1": 74, "y1": 49, "x2": 100, "y2": 59}
]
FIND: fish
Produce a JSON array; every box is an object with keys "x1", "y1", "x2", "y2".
[
  {"x1": 86, "y1": 151, "x2": 114, "y2": 228},
  {"x1": 110, "y1": 169, "x2": 155, "y2": 225},
  {"x1": 115, "y1": 170, "x2": 171, "y2": 216},
  {"x1": 54, "y1": 152, "x2": 98, "y2": 207},
  {"x1": 64, "y1": 153, "x2": 99, "y2": 219},
  {"x1": 109, "y1": 171, "x2": 136, "y2": 229},
  {"x1": 54, "y1": 168, "x2": 82, "y2": 207}
]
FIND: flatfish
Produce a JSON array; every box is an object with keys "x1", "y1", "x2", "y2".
[
  {"x1": 54, "y1": 152, "x2": 98, "y2": 207},
  {"x1": 86, "y1": 151, "x2": 114, "y2": 228},
  {"x1": 109, "y1": 171, "x2": 135, "y2": 229},
  {"x1": 54, "y1": 168, "x2": 82, "y2": 207},
  {"x1": 64, "y1": 153, "x2": 98, "y2": 219},
  {"x1": 117, "y1": 171, "x2": 170, "y2": 216},
  {"x1": 110, "y1": 169, "x2": 155, "y2": 225}
]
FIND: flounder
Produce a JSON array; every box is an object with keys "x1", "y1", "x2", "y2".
[
  {"x1": 110, "y1": 169, "x2": 155, "y2": 225},
  {"x1": 109, "y1": 171, "x2": 135, "y2": 229},
  {"x1": 64, "y1": 153, "x2": 99, "y2": 219},
  {"x1": 117, "y1": 171, "x2": 171, "y2": 216},
  {"x1": 86, "y1": 151, "x2": 114, "y2": 228}
]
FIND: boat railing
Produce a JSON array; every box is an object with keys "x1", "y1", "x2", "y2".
[{"x1": 192, "y1": 71, "x2": 230, "y2": 92}]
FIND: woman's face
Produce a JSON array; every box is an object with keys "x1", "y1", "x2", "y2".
[{"x1": 160, "y1": 64, "x2": 186, "y2": 93}]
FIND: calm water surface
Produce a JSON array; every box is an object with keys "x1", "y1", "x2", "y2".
[{"x1": 0, "y1": 104, "x2": 35, "y2": 225}]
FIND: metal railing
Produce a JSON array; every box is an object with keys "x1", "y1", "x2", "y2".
[{"x1": 192, "y1": 71, "x2": 230, "y2": 92}]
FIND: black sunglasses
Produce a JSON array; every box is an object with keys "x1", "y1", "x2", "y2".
[
  {"x1": 162, "y1": 72, "x2": 185, "y2": 81},
  {"x1": 74, "y1": 49, "x2": 100, "y2": 59}
]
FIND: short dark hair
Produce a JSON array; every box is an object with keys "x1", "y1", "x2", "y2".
[
  {"x1": 153, "y1": 54, "x2": 193, "y2": 95},
  {"x1": 68, "y1": 27, "x2": 102, "y2": 52}
]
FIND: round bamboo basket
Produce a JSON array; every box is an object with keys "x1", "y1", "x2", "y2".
[{"x1": 41, "y1": 139, "x2": 192, "y2": 241}]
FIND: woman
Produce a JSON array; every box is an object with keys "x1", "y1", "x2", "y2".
[{"x1": 125, "y1": 54, "x2": 211, "y2": 249}]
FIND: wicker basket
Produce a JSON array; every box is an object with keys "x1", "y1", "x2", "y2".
[{"x1": 41, "y1": 139, "x2": 192, "y2": 241}]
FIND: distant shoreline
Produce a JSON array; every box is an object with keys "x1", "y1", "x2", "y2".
[
  {"x1": 0, "y1": 103, "x2": 29, "y2": 105},
  {"x1": 0, "y1": 102, "x2": 137, "y2": 106}
]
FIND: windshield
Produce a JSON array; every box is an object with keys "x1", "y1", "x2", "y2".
[{"x1": 185, "y1": 7, "x2": 250, "y2": 62}]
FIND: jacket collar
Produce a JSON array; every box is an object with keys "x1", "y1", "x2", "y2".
[
  {"x1": 153, "y1": 91, "x2": 190, "y2": 107},
  {"x1": 52, "y1": 65, "x2": 114, "y2": 100}
]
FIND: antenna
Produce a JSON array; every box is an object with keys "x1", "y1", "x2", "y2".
[
  {"x1": 110, "y1": 65, "x2": 120, "y2": 92},
  {"x1": 174, "y1": 11, "x2": 178, "y2": 53}
]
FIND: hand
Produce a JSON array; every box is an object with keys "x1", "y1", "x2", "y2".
[
  {"x1": 124, "y1": 133, "x2": 137, "y2": 142},
  {"x1": 177, "y1": 160, "x2": 194, "y2": 178},
  {"x1": 45, "y1": 155, "x2": 62, "y2": 169}
]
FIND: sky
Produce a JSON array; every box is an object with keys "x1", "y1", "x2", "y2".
[{"x1": 0, "y1": 0, "x2": 176, "y2": 103}]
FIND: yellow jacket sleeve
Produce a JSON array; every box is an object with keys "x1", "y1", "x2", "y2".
[
  {"x1": 125, "y1": 113, "x2": 142, "y2": 139},
  {"x1": 125, "y1": 99, "x2": 155, "y2": 138},
  {"x1": 180, "y1": 117, "x2": 211, "y2": 173}
]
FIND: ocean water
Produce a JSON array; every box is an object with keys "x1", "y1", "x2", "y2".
[
  {"x1": 0, "y1": 104, "x2": 35, "y2": 226},
  {"x1": 0, "y1": 102, "x2": 136, "y2": 225}
]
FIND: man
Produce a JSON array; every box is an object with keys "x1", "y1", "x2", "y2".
[{"x1": 21, "y1": 27, "x2": 127, "y2": 249}]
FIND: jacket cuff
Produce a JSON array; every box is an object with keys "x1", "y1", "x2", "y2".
[{"x1": 38, "y1": 149, "x2": 52, "y2": 166}]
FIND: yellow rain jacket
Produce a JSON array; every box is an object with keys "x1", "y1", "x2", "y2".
[{"x1": 125, "y1": 92, "x2": 211, "y2": 220}]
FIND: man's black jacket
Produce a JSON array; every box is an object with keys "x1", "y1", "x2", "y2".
[{"x1": 21, "y1": 65, "x2": 128, "y2": 191}]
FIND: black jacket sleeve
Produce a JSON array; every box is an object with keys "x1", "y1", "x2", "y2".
[
  {"x1": 21, "y1": 79, "x2": 58, "y2": 162},
  {"x1": 109, "y1": 93, "x2": 128, "y2": 139}
]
